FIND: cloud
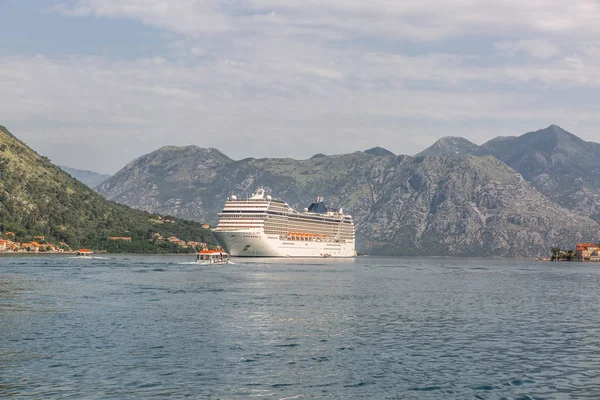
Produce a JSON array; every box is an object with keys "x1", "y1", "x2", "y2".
[
  {"x1": 2, "y1": 0, "x2": 599, "y2": 172},
  {"x1": 59, "y1": 0, "x2": 600, "y2": 40},
  {"x1": 496, "y1": 39, "x2": 562, "y2": 59},
  {"x1": 2, "y1": 42, "x2": 599, "y2": 173},
  {"x1": 54, "y1": 0, "x2": 232, "y2": 33}
]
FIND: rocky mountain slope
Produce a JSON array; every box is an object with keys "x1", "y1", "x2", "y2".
[
  {"x1": 360, "y1": 155, "x2": 597, "y2": 256},
  {"x1": 0, "y1": 125, "x2": 214, "y2": 251},
  {"x1": 481, "y1": 125, "x2": 600, "y2": 222},
  {"x1": 96, "y1": 146, "x2": 233, "y2": 222},
  {"x1": 418, "y1": 125, "x2": 600, "y2": 222},
  {"x1": 60, "y1": 166, "x2": 111, "y2": 188},
  {"x1": 97, "y1": 141, "x2": 600, "y2": 256}
]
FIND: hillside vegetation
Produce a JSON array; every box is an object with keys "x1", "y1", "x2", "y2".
[{"x1": 0, "y1": 126, "x2": 216, "y2": 252}]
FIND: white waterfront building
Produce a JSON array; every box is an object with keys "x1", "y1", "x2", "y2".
[{"x1": 212, "y1": 188, "x2": 356, "y2": 258}]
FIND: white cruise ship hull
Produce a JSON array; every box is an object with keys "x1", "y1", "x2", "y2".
[{"x1": 213, "y1": 231, "x2": 355, "y2": 258}]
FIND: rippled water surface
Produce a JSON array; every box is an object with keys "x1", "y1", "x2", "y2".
[{"x1": 2, "y1": 255, "x2": 600, "y2": 399}]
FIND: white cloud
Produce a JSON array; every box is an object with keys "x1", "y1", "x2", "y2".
[
  {"x1": 3, "y1": 43, "x2": 600, "y2": 173},
  {"x1": 2, "y1": 0, "x2": 600, "y2": 172},
  {"x1": 60, "y1": 0, "x2": 600, "y2": 40},
  {"x1": 496, "y1": 39, "x2": 561, "y2": 59},
  {"x1": 55, "y1": 0, "x2": 232, "y2": 33}
]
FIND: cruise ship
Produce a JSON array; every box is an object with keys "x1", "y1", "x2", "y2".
[{"x1": 212, "y1": 188, "x2": 355, "y2": 257}]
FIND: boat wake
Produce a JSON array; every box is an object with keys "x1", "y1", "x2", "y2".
[
  {"x1": 68, "y1": 256, "x2": 110, "y2": 260},
  {"x1": 177, "y1": 261, "x2": 238, "y2": 266}
]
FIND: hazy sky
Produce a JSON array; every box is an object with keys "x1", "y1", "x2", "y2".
[{"x1": 2, "y1": 0, "x2": 600, "y2": 173}]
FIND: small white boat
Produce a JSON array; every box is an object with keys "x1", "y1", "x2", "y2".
[
  {"x1": 77, "y1": 249, "x2": 93, "y2": 258},
  {"x1": 196, "y1": 249, "x2": 230, "y2": 265}
]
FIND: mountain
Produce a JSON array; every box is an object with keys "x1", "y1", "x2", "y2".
[
  {"x1": 416, "y1": 136, "x2": 482, "y2": 157},
  {"x1": 96, "y1": 146, "x2": 233, "y2": 221},
  {"x1": 482, "y1": 125, "x2": 600, "y2": 179},
  {"x1": 97, "y1": 144, "x2": 600, "y2": 256},
  {"x1": 0, "y1": 126, "x2": 215, "y2": 252},
  {"x1": 481, "y1": 125, "x2": 600, "y2": 222},
  {"x1": 364, "y1": 147, "x2": 395, "y2": 157},
  {"x1": 360, "y1": 155, "x2": 598, "y2": 256},
  {"x1": 59, "y1": 166, "x2": 111, "y2": 188},
  {"x1": 414, "y1": 125, "x2": 600, "y2": 223}
]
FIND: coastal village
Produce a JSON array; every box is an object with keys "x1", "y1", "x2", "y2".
[
  {"x1": 0, "y1": 230, "x2": 209, "y2": 254},
  {"x1": 550, "y1": 243, "x2": 600, "y2": 262}
]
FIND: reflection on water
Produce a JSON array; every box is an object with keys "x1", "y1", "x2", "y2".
[{"x1": 1, "y1": 255, "x2": 600, "y2": 398}]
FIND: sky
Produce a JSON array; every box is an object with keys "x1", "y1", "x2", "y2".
[{"x1": 1, "y1": 0, "x2": 600, "y2": 174}]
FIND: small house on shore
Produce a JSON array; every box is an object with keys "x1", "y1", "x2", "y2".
[
  {"x1": 21, "y1": 242, "x2": 40, "y2": 252},
  {"x1": 576, "y1": 243, "x2": 600, "y2": 262}
]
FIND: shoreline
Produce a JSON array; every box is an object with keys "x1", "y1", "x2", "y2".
[{"x1": 0, "y1": 252, "x2": 199, "y2": 257}]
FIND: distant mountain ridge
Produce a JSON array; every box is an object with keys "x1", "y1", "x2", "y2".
[
  {"x1": 416, "y1": 136, "x2": 481, "y2": 157},
  {"x1": 60, "y1": 166, "x2": 111, "y2": 188},
  {"x1": 96, "y1": 125, "x2": 600, "y2": 256},
  {"x1": 364, "y1": 147, "x2": 395, "y2": 157}
]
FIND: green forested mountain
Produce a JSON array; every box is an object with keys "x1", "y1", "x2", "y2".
[{"x1": 0, "y1": 125, "x2": 215, "y2": 252}]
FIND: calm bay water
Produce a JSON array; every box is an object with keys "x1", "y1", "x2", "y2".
[{"x1": 1, "y1": 255, "x2": 600, "y2": 399}]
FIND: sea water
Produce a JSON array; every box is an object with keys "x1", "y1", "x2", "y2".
[{"x1": 1, "y1": 255, "x2": 600, "y2": 399}]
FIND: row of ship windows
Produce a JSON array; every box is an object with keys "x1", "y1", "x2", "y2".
[
  {"x1": 262, "y1": 223, "x2": 353, "y2": 233},
  {"x1": 221, "y1": 214, "x2": 267, "y2": 218},
  {"x1": 269, "y1": 231, "x2": 355, "y2": 238},
  {"x1": 223, "y1": 210, "x2": 352, "y2": 223},
  {"x1": 264, "y1": 224, "x2": 353, "y2": 231},
  {"x1": 224, "y1": 202, "x2": 270, "y2": 205},
  {"x1": 272, "y1": 227, "x2": 354, "y2": 235},
  {"x1": 220, "y1": 220, "x2": 354, "y2": 234},
  {"x1": 278, "y1": 217, "x2": 352, "y2": 225},
  {"x1": 222, "y1": 217, "x2": 352, "y2": 226}
]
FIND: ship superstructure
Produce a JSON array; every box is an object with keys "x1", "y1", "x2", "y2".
[{"x1": 212, "y1": 188, "x2": 355, "y2": 257}]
